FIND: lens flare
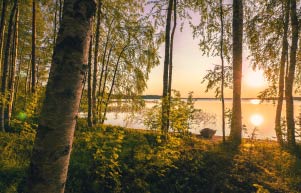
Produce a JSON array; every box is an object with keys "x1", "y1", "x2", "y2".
[{"x1": 17, "y1": 112, "x2": 27, "y2": 121}]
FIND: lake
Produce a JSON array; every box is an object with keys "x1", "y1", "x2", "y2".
[{"x1": 104, "y1": 99, "x2": 301, "y2": 140}]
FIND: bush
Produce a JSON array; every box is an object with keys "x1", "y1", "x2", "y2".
[
  {"x1": 0, "y1": 132, "x2": 34, "y2": 192},
  {"x1": 142, "y1": 91, "x2": 215, "y2": 135},
  {"x1": 1, "y1": 126, "x2": 301, "y2": 193}
]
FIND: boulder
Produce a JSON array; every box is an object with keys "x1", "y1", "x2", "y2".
[{"x1": 200, "y1": 128, "x2": 216, "y2": 139}]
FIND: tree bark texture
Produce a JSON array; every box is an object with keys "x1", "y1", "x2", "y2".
[{"x1": 25, "y1": 0, "x2": 96, "y2": 192}]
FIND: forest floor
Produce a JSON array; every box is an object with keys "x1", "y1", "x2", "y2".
[{"x1": 1, "y1": 122, "x2": 301, "y2": 193}]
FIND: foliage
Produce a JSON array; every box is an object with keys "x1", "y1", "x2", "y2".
[
  {"x1": 67, "y1": 125, "x2": 125, "y2": 193},
  {"x1": 10, "y1": 88, "x2": 44, "y2": 134},
  {"x1": 202, "y1": 64, "x2": 233, "y2": 98},
  {"x1": 230, "y1": 141, "x2": 301, "y2": 192},
  {"x1": 190, "y1": 0, "x2": 232, "y2": 63},
  {"x1": 245, "y1": 0, "x2": 301, "y2": 99},
  {"x1": 0, "y1": 132, "x2": 34, "y2": 193},
  {"x1": 141, "y1": 90, "x2": 215, "y2": 134},
  {"x1": 1, "y1": 125, "x2": 301, "y2": 193},
  {"x1": 190, "y1": 0, "x2": 233, "y2": 100},
  {"x1": 90, "y1": 0, "x2": 160, "y2": 123},
  {"x1": 254, "y1": 184, "x2": 270, "y2": 193}
]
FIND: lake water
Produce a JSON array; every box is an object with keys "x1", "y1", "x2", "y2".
[{"x1": 104, "y1": 99, "x2": 301, "y2": 140}]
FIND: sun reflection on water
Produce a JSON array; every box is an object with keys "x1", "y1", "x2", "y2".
[{"x1": 250, "y1": 99, "x2": 261, "y2": 105}]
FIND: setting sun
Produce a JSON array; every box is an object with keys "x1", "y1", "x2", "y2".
[
  {"x1": 250, "y1": 114, "x2": 264, "y2": 126},
  {"x1": 244, "y1": 70, "x2": 267, "y2": 88}
]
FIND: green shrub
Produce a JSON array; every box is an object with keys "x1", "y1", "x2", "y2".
[
  {"x1": 0, "y1": 132, "x2": 34, "y2": 192},
  {"x1": 1, "y1": 126, "x2": 301, "y2": 193}
]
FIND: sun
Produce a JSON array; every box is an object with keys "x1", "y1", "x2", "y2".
[
  {"x1": 250, "y1": 114, "x2": 264, "y2": 127},
  {"x1": 244, "y1": 70, "x2": 267, "y2": 88}
]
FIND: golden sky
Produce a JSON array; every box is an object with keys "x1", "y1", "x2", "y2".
[{"x1": 144, "y1": 23, "x2": 268, "y2": 98}]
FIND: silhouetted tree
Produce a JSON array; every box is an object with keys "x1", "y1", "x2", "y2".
[
  {"x1": 229, "y1": 0, "x2": 243, "y2": 145},
  {"x1": 286, "y1": 0, "x2": 298, "y2": 149},
  {"x1": 162, "y1": 0, "x2": 173, "y2": 134},
  {"x1": 275, "y1": 0, "x2": 289, "y2": 146}
]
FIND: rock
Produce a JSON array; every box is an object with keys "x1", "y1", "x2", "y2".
[{"x1": 200, "y1": 128, "x2": 216, "y2": 139}]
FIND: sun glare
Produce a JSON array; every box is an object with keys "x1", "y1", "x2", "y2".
[
  {"x1": 250, "y1": 99, "x2": 261, "y2": 105},
  {"x1": 244, "y1": 70, "x2": 267, "y2": 88},
  {"x1": 250, "y1": 114, "x2": 264, "y2": 127}
]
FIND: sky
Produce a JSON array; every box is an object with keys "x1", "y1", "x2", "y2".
[{"x1": 143, "y1": 23, "x2": 269, "y2": 98}]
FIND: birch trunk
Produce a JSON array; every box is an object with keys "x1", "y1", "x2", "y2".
[{"x1": 25, "y1": 0, "x2": 96, "y2": 192}]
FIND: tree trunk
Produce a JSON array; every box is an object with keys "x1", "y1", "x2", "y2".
[
  {"x1": 53, "y1": 0, "x2": 59, "y2": 46},
  {"x1": 229, "y1": 0, "x2": 243, "y2": 145},
  {"x1": 0, "y1": 0, "x2": 7, "y2": 71},
  {"x1": 87, "y1": 33, "x2": 93, "y2": 127},
  {"x1": 13, "y1": 46, "x2": 23, "y2": 113},
  {"x1": 161, "y1": 0, "x2": 173, "y2": 134},
  {"x1": 31, "y1": 0, "x2": 36, "y2": 94},
  {"x1": 220, "y1": 0, "x2": 226, "y2": 143},
  {"x1": 167, "y1": 0, "x2": 177, "y2": 131},
  {"x1": 92, "y1": 0, "x2": 102, "y2": 124},
  {"x1": 7, "y1": 2, "x2": 19, "y2": 127},
  {"x1": 98, "y1": 43, "x2": 114, "y2": 122},
  {"x1": 36, "y1": 58, "x2": 40, "y2": 86},
  {"x1": 96, "y1": 19, "x2": 114, "y2": 119},
  {"x1": 101, "y1": 46, "x2": 127, "y2": 124},
  {"x1": 286, "y1": 0, "x2": 298, "y2": 149},
  {"x1": 275, "y1": 0, "x2": 289, "y2": 147},
  {"x1": 25, "y1": 0, "x2": 96, "y2": 192},
  {"x1": 25, "y1": 59, "x2": 31, "y2": 101},
  {"x1": 59, "y1": 0, "x2": 63, "y2": 25},
  {"x1": 0, "y1": 0, "x2": 17, "y2": 132}
]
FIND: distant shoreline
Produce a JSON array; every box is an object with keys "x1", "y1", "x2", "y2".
[{"x1": 141, "y1": 95, "x2": 301, "y2": 101}]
